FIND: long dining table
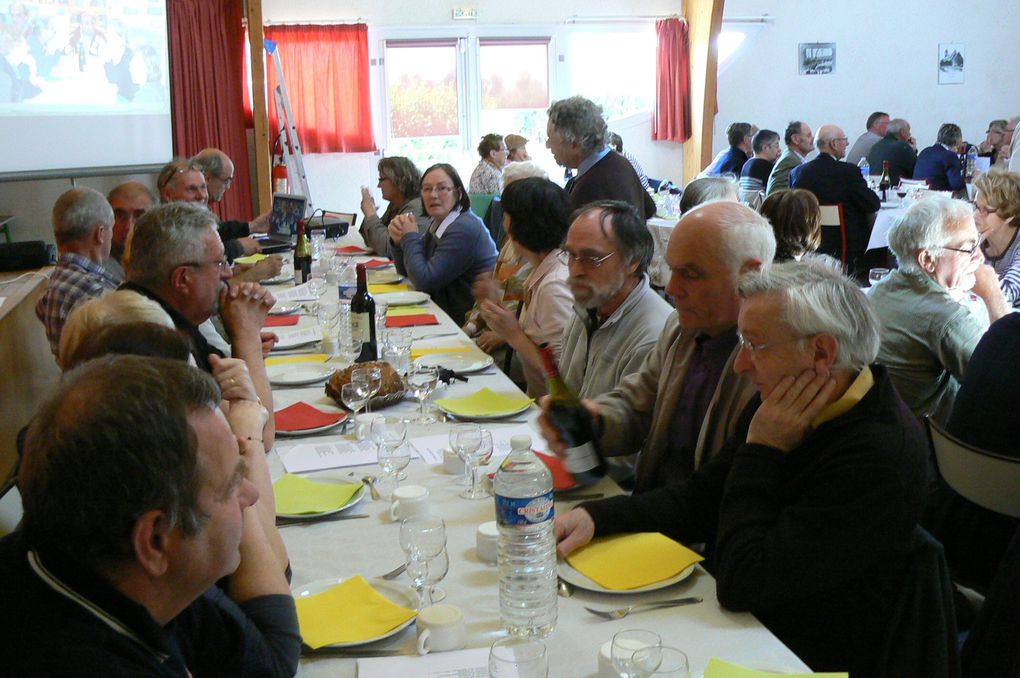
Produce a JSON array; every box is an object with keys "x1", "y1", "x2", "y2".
[{"x1": 261, "y1": 235, "x2": 810, "y2": 677}]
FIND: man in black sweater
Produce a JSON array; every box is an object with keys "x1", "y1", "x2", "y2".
[{"x1": 554, "y1": 259, "x2": 931, "y2": 675}]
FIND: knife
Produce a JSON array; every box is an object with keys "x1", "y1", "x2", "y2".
[
  {"x1": 300, "y1": 646, "x2": 403, "y2": 658},
  {"x1": 276, "y1": 513, "x2": 370, "y2": 527}
]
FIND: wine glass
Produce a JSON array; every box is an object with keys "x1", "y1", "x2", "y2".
[
  {"x1": 359, "y1": 366, "x2": 382, "y2": 414},
  {"x1": 645, "y1": 647, "x2": 689, "y2": 677},
  {"x1": 400, "y1": 517, "x2": 447, "y2": 609},
  {"x1": 405, "y1": 365, "x2": 439, "y2": 424},
  {"x1": 489, "y1": 638, "x2": 549, "y2": 678},
  {"x1": 407, "y1": 546, "x2": 449, "y2": 607},
  {"x1": 308, "y1": 274, "x2": 326, "y2": 300},
  {"x1": 612, "y1": 629, "x2": 662, "y2": 678},
  {"x1": 868, "y1": 267, "x2": 890, "y2": 287},
  {"x1": 340, "y1": 381, "x2": 369, "y2": 418},
  {"x1": 449, "y1": 424, "x2": 487, "y2": 499},
  {"x1": 461, "y1": 429, "x2": 493, "y2": 499},
  {"x1": 372, "y1": 418, "x2": 409, "y2": 486},
  {"x1": 351, "y1": 367, "x2": 375, "y2": 413}
]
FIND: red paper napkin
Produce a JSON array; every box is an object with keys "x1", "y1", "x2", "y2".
[
  {"x1": 336, "y1": 245, "x2": 370, "y2": 254},
  {"x1": 364, "y1": 258, "x2": 392, "y2": 268},
  {"x1": 275, "y1": 402, "x2": 346, "y2": 432},
  {"x1": 386, "y1": 314, "x2": 439, "y2": 328},
  {"x1": 535, "y1": 451, "x2": 578, "y2": 491},
  {"x1": 263, "y1": 315, "x2": 301, "y2": 327}
]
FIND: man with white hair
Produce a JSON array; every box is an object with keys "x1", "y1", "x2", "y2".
[
  {"x1": 35, "y1": 187, "x2": 119, "y2": 356},
  {"x1": 555, "y1": 258, "x2": 932, "y2": 675},
  {"x1": 539, "y1": 201, "x2": 774, "y2": 490}
]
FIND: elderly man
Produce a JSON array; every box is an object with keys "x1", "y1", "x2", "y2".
[
  {"x1": 867, "y1": 117, "x2": 917, "y2": 185},
  {"x1": 546, "y1": 96, "x2": 655, "y2": 219},
  {"x1": 707, "y1": 122, "x2": 755, "y2": 177},
  {"x1": 765, "y1": 120, "x2": 814, "y2": 196},
  {"x1": 193, "y1": 147, "x2": 271, "y2": 238},
  {"x1": 35, "y1": 187, "x2": 119, "y2": 356},
  {"x1": 978, "y1": 119, "x2": 1008, "y2": 166},
  {"x1": 556, "y1": 259, "x2": 931, "y2": 676},
  {"x1": 104, "y1": 180, "x2": 155, "y2": 280},
  {"x1": 846, "y1": 111, "x2": 890, "y2": 166},
  {"x1": 122, "y1": 201, "x2": 277, "y2": 444},
  {"x1": 0, "y1": 356, "x2": 300, "y2": 675},
  {"x1": 540, "y1": 202, "x2": 774, "y2": 491},
  {"x1": 790, "y1": 124, "x2": 880, "y2": 276},
  {"x1": 869, "y1": 196, "x2": 1008, "y2": 423}
]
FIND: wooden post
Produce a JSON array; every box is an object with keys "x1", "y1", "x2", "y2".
[
  {"x1": 683, "y1": 0, "x2": 725, "y2": 183},
  {"x1": 245, "y1": 0, "x2": 272, "y2": 214}
]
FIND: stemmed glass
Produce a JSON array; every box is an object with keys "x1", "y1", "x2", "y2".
[
  {"x1": 340, "y1": 382, "x2": 369, "y2": 419},
  {"x1": 372, "y1": 418, "x2": 410, "y2": 487},
  {"x1": 316, "y1": 301, "x2": 340, "y2": 353},
  {"x1": 354, "y1": 366, "x2": 383, "y2": 413},
  {"x1": 406, "y1": 365, "x2": 439, "y2": 424},
  {"x1": 612, "y1": 629, "x2": 663, "y2": 678},
  {"x1": 399, "y1": 516, "x2": 447, "y2": 610},
  {"x1": 489, "y1": 638, "x2": 549, "y2": 678},
  {"x1": 450, "y1": 424, "x2": 489, "y2": 499},
  {"x1": 407, "y1": 546, "x2": 449, "y2": 607},
  {"x1": 645, "y1": 647, "x2": 689, "y2": 677}
]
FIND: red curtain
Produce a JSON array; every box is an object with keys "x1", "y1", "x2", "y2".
[
  {"x1": 653, "y1": 18, "x2": 692, "y2": 143},
  {"x1": 166, "y1": 0, "x2": 253, "y2": 220},
  {"x1": 262, "y1": 24, "x2": 376, "y2": 154}
]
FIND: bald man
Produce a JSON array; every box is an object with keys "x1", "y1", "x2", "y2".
[{"x1": 790, "y1": 124, "x2": 880, "y2": 277}]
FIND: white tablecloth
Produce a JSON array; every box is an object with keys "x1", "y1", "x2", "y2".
[{"x1": 647, "y1": 217, "x2": 679, "y2": 288}]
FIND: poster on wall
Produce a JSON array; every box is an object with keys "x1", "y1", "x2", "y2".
[
  {"x1": 938, "y1": 43, "x2": 965, "y2": 84},
  {"x1": 798, "y1": 43, "x2": 835, "y2": 75}
]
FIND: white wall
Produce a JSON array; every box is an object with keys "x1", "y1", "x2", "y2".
[{"x1": 714, "y1": 0, "x2": 1020, "y2": 161}]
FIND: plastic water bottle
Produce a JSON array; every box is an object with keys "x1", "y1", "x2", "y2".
[
  {"x1": 858, "y1": 157, "x2": 870, "y2": 179},
  {"x1": 494, "y1": 434, "x2": 557, "y2": 637},
  {"x1": 337, "y1": 259, "x2": 357, "y2": 301},
  {"x1": 966, "y1": 145, "x2": 978, "y2": 181}
]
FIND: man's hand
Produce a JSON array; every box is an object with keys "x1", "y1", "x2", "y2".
[
  {"x1": 746, "y1": 370, "x2": 837, "y2": 452},
  {"x1": 387, "y1": 213, "x2": 418, "y2": 245},
  {"x1": 220, "y1": 281, "x2": 275, "y2": 339},
  {"x1": 478, "y1": 299, "x2": 524, "y2": 346},
  {"x1": 209, "y1": 354, "x2": 259, "y2": 402},
  {"x1": 554, "y1": 508, "x2": 596, "y2": 559},
  {"x1": 537, "y1": 395, "x2": 601, "y2": 456},
  {"x1": 475, "y1": 330, "x2": 506, "y2": 353},
  {"x1": 260, "y1": 331, "x2": 278, "y2": 357},
  {"x1": 239, "y1": 236, "x2": 262, "y2": 256},
  {"x1": 233, "y1": 255, "x2": 283, "y2": 283},
  {"x1": 249, "y1": 211, "x2": 272, "y2": 234},
  {"x1": 360, "y1": 186, "x2": 378, "y2": 219}
]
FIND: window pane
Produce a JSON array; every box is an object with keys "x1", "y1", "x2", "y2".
[
  {"x1": 478, "y1": 40, "x2": 550, "y2": 169},
  {"x1": 568, "y1": 30, "x2": 655, "y2": 120},
  {"x1": 386, "y1": 41, "x2": 460, "y2": 139}
]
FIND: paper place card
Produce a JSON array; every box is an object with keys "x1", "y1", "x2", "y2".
[
  {"x1": 357, "y1": 647, "x2": 489, "y2": 678},
  {"x1": 273, "y1": 326, "x2": 323, "y2": 346},
  {"x1": 410, "y1": 423, "x2": 545, "y2": 465},
  {"x1": 278, "y1": 440, "x2": 381, "y2": 473},
  {"x1": 274, "y1": 282, "x2": 318, "y2": 302}
]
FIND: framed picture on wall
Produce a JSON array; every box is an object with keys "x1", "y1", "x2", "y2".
[
  {"x1": 938, "y1": 43, "x2": 965, "y2": 84},
  {"x1": 798, "y1": 43, "x2": 835, "y2": 75}
]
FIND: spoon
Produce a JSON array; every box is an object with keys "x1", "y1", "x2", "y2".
[
  {"x1": 557, "y1": 577, "x2": 574, "y2": 598},
  {"x1": 361, "y1": 475, "x2": 381, "y2": 500}
]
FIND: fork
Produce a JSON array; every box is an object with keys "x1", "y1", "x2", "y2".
[
  {"x1": 584, "y1": 596, "x2": 703, "y2": 620},
  {"x1": 378, "y1": 562, "x2": 408, "y2": 580}
]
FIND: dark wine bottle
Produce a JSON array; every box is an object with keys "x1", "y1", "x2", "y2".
[
  {"x1": 539, "y1": 346, "x2": 604, "y2": 486},
  {"x1": 294, "y1": 221, "x2": 312, "y2": 284},
  {"x1": 878, "y1": 160, "x2": 891, "y2": 202},
  {"x1": 351, "y1": 263, "x2": 377, "y2": 363}
]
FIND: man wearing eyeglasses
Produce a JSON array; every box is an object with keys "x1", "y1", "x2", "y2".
[
  {"x1": 556, "y1": 259, "x2": 936, "y2": 676},
  {"x1": 540, "y1": 201, "x2": 772, "y2": 491}
]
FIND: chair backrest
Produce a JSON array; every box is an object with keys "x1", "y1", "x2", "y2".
[
  {"x1": 927, "y1": 417, "x2": 1020, "y2": 519},
  {"x1": 468, "y1": 193, "x2": 496, "y2": 222},
  {"x1": 818, "y1": 203, "x2": 848, "y2": 265},
  {"x1": 0, "y1": 481, "x2": 23, "y2": 537}
]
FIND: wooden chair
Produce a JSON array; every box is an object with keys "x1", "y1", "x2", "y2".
[
  {"x1": 818, "y1": 203, "x2": 848, "y2": 266},
  {"x1": 926, "y1": 417, "x2": 1020, "y2": 520}
]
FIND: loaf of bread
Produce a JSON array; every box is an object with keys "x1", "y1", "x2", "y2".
[{"x1": 325, "y1": 361, "x2": 405, "y2": 407}]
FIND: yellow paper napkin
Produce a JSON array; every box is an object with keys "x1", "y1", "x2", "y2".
[
  {"x1": 273, "y1": 474, "x2": 362, "y2": 515},
  {"x1": 434, "y1": 387, "x2": 533, "y2": 417},
  {"x1": 704, "y1": 658, "x2": 847, "y2": 678},
  {"x1": 387, "y1": 306, "x2": 429, "y2": 317},
  {"x1": 565, "y1": 532, "x2": 704, "y2": 590},
  {"x1": 234, "y1": 253, "x2": 268, "y2": 264},
  {"x1": 295, "y1": 575, "x2": 416, "y2": 649},
  {"x1": 368, "y1": 283, "x2": 410, "y2": 294},
  {"x1": 264, "y1": 353, "x2": 329, "y2": 366},
  {"x1": 410, "y1": 345, "x2": 478, "y2": 360}
]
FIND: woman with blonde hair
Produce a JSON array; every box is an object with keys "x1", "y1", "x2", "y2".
[
  {"x1": 973, "y1": 169, "x2": 1020, "y2": 303},
  {"x1": 58, "y1": 289, "x2": 175, "y2": 369}
]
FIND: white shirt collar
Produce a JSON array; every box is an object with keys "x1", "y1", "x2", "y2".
[{"x1": 435, "y1": 208, "x2": 462, "y2": 239}]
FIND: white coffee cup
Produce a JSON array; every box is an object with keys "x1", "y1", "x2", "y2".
[
  {"x1": 443, "y1": 448, "x2": 466, "y2": 475},
  {"x1": 476, "y1": 520, "x2": 499, "y2": 564},
  {"x1": 390, "y1": 485, "x2": 430, "y2": 521},
  {"x1": 354, "y1": 413, "x2": 384, "y2": 441},
  {"x1": 416, "y1": 603, "x2": 466, "y2": 655}
]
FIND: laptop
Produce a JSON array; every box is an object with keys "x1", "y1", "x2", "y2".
[{"x1": 256, "y1": 193, "x2": 307, "y2": 253}]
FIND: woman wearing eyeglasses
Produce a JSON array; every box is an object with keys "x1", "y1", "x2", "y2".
[
  {"x1": 868, "y1": 195, "x2": 1009, "y2": 423},
  {"x1": 388, "y1": 163, "x2": 497, "y2": 326},
  {"x1": 973, "y1": 169, "x2": 1020, "y2": 304},
  {"x1": 359, "y1": 156, "x2": 425, "y2": 256},
  {"x1": 476, "y1": 178, "x2": 573, "y2": 396}
]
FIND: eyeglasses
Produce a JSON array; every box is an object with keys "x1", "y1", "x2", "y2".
[
  {"x1": 941, "y1": 242, "x2": 980, "y2": 256},
  {"x1": 421, "y1": 184, "x2": 454, "y2": 195},
  {"x1": 556, "y1": 249, "x2": 616, "y2": 268},
  {"x1": 973, "y1": 204, "x2": 998, "y2": 216},
  {"x1": 218, "y1": 175, "x2": 233, "y2": 187},
  {"x1": 183, "y1": 257, "x2": 230, "y2": 272},
  {"x1": 736, "y1": 332, "x2": 805, "y2": 356},
  {"x1": 833, "y1": 137, "x2": 849, "y2": 143}
]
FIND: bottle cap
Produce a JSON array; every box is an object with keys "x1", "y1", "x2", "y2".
[{"x1": 509, "y1": 434, "x2": 532, "y2": 451}]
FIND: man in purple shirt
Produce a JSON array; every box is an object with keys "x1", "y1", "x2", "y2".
[
  {"x1": 539, "y1": 202, "x2": 775, "y2": 490},
  {"x1": 35, "y1": 187, "x2": 119, "y2": 357}
]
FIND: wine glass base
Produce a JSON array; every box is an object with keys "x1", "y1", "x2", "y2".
[
  {"x1": 427, "y1": 586, "x2": 446, "y2": 604},
  {"x1": 459, "y1": 487, "x2": 489, "y2": 500},
  {"x1": 414, "y1": 415, "x2": 437, "y2": 425}
]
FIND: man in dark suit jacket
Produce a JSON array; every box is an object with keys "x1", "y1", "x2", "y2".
[
  {"x1": 791, "y1": 124, "x2": 881, "y2": 276},
  {"x1": 547, "y1": 95, "x2": 656, "y2": 219},
  {"x1": 866, "y1": 118, "x2": 918, "y2": 185},
  {"x1": 914, "y1": 123, "x2": 966, "y2": 193}
]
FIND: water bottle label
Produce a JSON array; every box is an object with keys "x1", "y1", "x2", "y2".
[
  {"x1": 495, "y1": 491, "x2": 554, "y2": 526},
  {"x1": 563, "y1": 441, "x2": 600, "y2": 475},
  {"x1": 338, "y1": 284, "x2": 357, "y2": 300}
]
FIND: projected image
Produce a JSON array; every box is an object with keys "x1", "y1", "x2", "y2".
[{"x1": 0, "y1": 0, "x2": 169, "y2": 110}]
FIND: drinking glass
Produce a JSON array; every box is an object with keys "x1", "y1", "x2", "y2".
[
  {"x1": 352, "y1": 367, "x2": 381, "y2": 413},
  {"x1": 406, "y1": 365, "x2": 439, "y2": 424},
  {"x1": 308, "y1": 275, "x2": 326, "y2": 300},
  {"x1": 460, "y1": 429, "x2": 493, "y2": 500},
  {"x1": 340, "y1": 382, "x2": 369, "y2": 418},
  {"x1": 372, "y1": 418, "x2": 409, "y2": 485},
  {"x1": 375, "y1": 300, "x2": 389, "y2": 341},
  {"x1": 645, "y1": 647, "x2": 689, "y2": 677},
  {"x1": 316, "y1": 301, "x2": 340, "y2": 354},
  {"x1": 488, "y1": 637, "x2": 548, "y2": 678},
  {"x1": 400, "y1": 517, "x2": 447, "y2": 608},
  {"x1": 449, "y1": 424, "x2": 482, "y2": 498},
  {"x1": 381, "y1": 328, "x2": 412, "y2": 376},
  {"x1": 407, "y1": 546, "x2": 449, "y2": 607},
  {"x1": 868, "y1": 267, "x2": 890, "y2": 287},
  {"x1": 612, "y1": 630, "x2": 662, "y2": 678}
]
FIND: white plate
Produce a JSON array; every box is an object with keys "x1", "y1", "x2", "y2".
[
  {"x1": 292, "y1": 576, "x2": 417, "y2": 647},
  {"x1": 435, "y1": 398, "x2": 532, "y2": 422},
  {"x1": 376, "y1": 291, "x2": 430, "y2": 306},
  {"x1": 269, "y1": 304, "x2": 302, "y2": 315},
  {"x1": 276, "y1": 483, "x2": 366, "y2": 520},
  {"x1": 367, "y1": 267, "x2": 401, "y2": 284},
  {"x1": 414, "y1": 353, "x2": 494, "y2": 374},
  {"x1": 262, "y1": 273, "x2": 295, "y2": 285},
  {"x1": 267, "y1": 363, "x2": 335, "y2": 386},
  {"x1": 276, "y1": 416, "x2": 347, "y2": 437},
  {"x1": 557, "y1": 560, "x2": 696, "y2": 594}
]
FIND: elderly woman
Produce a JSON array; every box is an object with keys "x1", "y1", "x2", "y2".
[
  {"x1": 759, "y1": 189, "x2": 822, "y2": 262},
  {"x1": 476, "y1": 177, "x2": 573, "y2": 396},
  {"x1": 359, "y1": 156, "x2": 424, "y2": 255},
  {"x1": 678, "y1": 176, "x2": 738, "y2": 214},
  {"x1": 913, "y1": 123, "x2": 966, "y2": 193},
  {"x1": 389, "y1": 163, "x2": 497, "y2": 326},
  {"x1": 505, "y1": 134, "x2": 530, "y2": 162},
  {"x1": 973, "y1": 169, "x2": 1020, "y2": 303},
  {"x1": 468, "y1": 133, "x2": 507, "y2": 194},
  {"x1": 869, "y1": 195, "x2": 1009, "y2": 422}
]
